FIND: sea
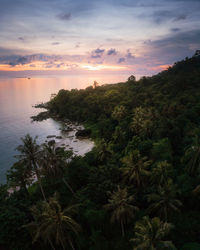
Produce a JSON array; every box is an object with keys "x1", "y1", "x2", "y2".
[{"x1": 0, "y1": 74, "x2": 128, "y2": 183}]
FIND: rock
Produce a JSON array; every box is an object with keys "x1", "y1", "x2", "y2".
[
  {"x1": 48, "y1": 140, "x2": 56, "y2": 146},
  {"x1": 62, "y1": 128, "x2": 73, "y2": 132},
  {"x1": 47, "y1": 135, "x2": 56, "y2": 138},
  {"x1": 56, "y1": 136, "x2": 62, "y2": 139},
  {"x1": 75, "y1": 129, "x2": 91, "y2": 138}
]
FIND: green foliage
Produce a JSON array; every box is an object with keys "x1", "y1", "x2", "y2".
[
  {"x1": 2, "y1": 55, "x2": 200, "y2": 249},
  {"x1": 130, "y1": 216, "x2": 175, "y2": 250}
]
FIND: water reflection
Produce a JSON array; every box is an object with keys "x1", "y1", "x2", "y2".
[{"x1": 0, "y1": 74, "x2": 127, "y2": 183}]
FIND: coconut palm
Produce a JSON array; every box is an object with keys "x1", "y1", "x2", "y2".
[
  {"x1": 40, "y1": 143, "x2": 74, "y2": 194},
  {"x1": 183, "y1": 131, "x2": 200, "y2": 176},
  {"x1": 150, "y1": 161, "x2": 173, "y2": 186},
  {"x1": 121, "y1": 150, "x2": 151, "y2": 187},
  {"x1": 25, "y1": 195, "x2": 80, "y2": 250},
  {"x1": 7, "y1": 161, "x2": 34, "y2": 194},
  {"x1": 96, "y1": 139, "x2": 113, "y2": 163},
  {"x1": 16, "y1": 134, "x2": 46, "y2": 200},
  {"x1": 130, "y1": 216, "x2": 175, "y2": 250},
  {"x1": 147, "y1": 180, "x2": 182, "y2": 221},
  {"x1": 130, "y1": 106, "x2": 154, "y2": 137},
  {"x1": 104, "y1": 186, "x2": 139, "y2": 236}
]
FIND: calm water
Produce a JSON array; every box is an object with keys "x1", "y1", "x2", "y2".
[{"x1": 0, "y1": 74, "x2": 127, "y2": 183}]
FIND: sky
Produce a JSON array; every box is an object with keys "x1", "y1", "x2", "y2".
[{"x1": 0, "y1": 0, "x2": 200, "y2": 78}]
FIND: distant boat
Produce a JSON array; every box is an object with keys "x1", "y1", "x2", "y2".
[{"x1": 27, "y1": 77, "x2": 31, "y2": 80}]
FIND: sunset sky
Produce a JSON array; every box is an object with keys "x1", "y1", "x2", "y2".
[{"x1": 0, "y1": 0, "x2": 200, "y2": 77}]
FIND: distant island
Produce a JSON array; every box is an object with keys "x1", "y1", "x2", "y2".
[{"x1": 1, "y1": 54, "x2": 200, "y2": 250}]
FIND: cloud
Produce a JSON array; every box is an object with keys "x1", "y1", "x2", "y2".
[
  {"x1": 107, "y1": 48, "x2": 117, "y2": 55},
  {"x1": 152, "y1": 10, "x2": 174, "y2": 24},
  {"x1": 52, "y1": 42, "x2": 60, "y2": 45},
  {"x1": 91, "y1": 48, "x2": 105, "y2": 58},
  {"x1": 146, "y1": 29, "x2": 200, "y2": 63},
  {"x1": 18, "y1": 37, "x2": 25, "y2": 41},
  {"x1": 173, "y1": 15, "x2": 187, "y2": 22},
  {"x1": 151, "y1": 10, "x2": 187, "y2": 24},
  {"x1": 0, "y1": 47, "x2": 28, "y2": 56},
  {"x1": 0, "y1": 54, "x2": 62, "y2": 67},
  {"x1": 170, "y1": 28, "x2": 181, "y2": 32},
  {"x1": 75, "y1": 43, "x2": 80, "y2": 48},
  {"x1": 118, "y1": 57, "x2": 125, "y2": 64},
  {"x1": 9, "y1": 56, "x2": 30, "y2": 66},
  {"x1": 56, "y1": 12, "x2": 71, "y2": 21},
  {"x1": 94, "y1": 48, "x2": 105, "y2": 54},
  {"x1": 126, "y1": 49, "x2": 135, "y2": 59}
]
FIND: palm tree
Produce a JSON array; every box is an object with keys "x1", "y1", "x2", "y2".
[
  {"x1": 183, "y1": 131, "x2": 200, "y2": 176},
  {"x1": 150, "y1": 161, "x2": 173, "y2": 186},
  {"x1": 40, "y1": 143, "x2": 74, "y2": 194},
  {"x1": 104, "y1": 186, "x2": 139, "y2": 236},
  {"x1": 130, "y1": 216, "x2": 175, "y2": 249},
  {"x1": 130, "y1": 106, "x2": 154, "y2": 137},
  {"x1": 147, "y1": 180, "x2": 182, "y2": 221},
  {"x1": 96, "y1": 139, "x2": 113, "y2": 163},
  {"x1": 7, "y1": 161, "x2": 34, "y2": 194},
  {"x1": 16, "y1": 134, "x2": 46, "y2": 200},
  {"x1": 25, "y1": 195, "x2": 80, "y2": 250},
  {"x1": 121, "y1": 150, "x2": 151, "y2": 187}
]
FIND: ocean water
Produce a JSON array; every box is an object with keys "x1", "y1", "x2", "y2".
[{"x1": 0, "y1": 74, "x2": 127, "y2": 183}]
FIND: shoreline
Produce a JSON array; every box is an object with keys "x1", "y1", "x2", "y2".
[
  {"x1": 45, "y1": 121, "x2": 94, "y2": 156},
  {"x1": 32, "y1": 104, "x2": 94, "y2": 156}
]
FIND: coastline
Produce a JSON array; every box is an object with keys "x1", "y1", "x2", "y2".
[
  {"x1": 46, "y1": 121, "x2": 94, "y2": 157},
  {"x1": 32, "y1": 103, "x2": 94, "y2": 156}
]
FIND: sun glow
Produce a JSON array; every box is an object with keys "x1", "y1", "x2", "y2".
[
  {"x1": 81, "y1": 64, "x2": 127, "y2": 71},
  {"x1": 0, "y1": 62, "x2": 127, "y2": 72}
]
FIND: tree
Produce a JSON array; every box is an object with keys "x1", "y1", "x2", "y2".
[
  {"x1": 127, "y1": 75, "x2": 136, "y2": 82},
  {"x1": 25, "y1": 195, "x2": 80, "y2": 250},
  {"x1": 104, "y1": 186, "x2": 139, "y2": 236},
  {"x1": 183, "y1": 131, "x2": 200, "y2": 176},
  {"x1": 40, "y1": 143, "x2": 74, "y2": 194},
  {"x1": 121, "y1": 150, "x2": 151, "y2": 187},
  {"x1": 112, "y1": 105, "x2": 127, "y2": 122},
  {"x1": 7, "y1": 161, "x2": 34, "y2": 194},
  {"x1": 130, "y1": 216, "x2": 175, "y2": 250},
  {"x1": 147, "y1": 180, "x2": 182, "y2": 221},
  {"x1": 130, "y1": 107, "x2": 155, "y2": 137},
  {"x1": 95, "y1": 139, "x2": 113, "y2": 163},
  {"x1": 16, "y1": 134, "x2": 47, "y2": 201},
  {"x1": 150, "y1": 161, "x2": 173, "y2": 186}
]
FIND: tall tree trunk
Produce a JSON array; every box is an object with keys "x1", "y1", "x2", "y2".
[
  {"x1": 69, "y1": 238, "x2": 75, "y2": 250},
  {"x1": 60, "y1": 238, "x2": 66, "y2": 250},
  {"x1": 121, "y1": 220, "x2": 125, "y2": 237},
  {"x1": 48, "y1": 239, "x2": 56, "y2": 250},
  {"x1": 33, "y1": 160, "x2": 47, "y2": 201},
  {"x1": 62, "y1": 177, "x2": 75, "y2": 195}
]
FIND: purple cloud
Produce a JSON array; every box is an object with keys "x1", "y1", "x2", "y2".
[
  {"x1": 91, "y1": 48, "x2": 105, "y2": 58},
  {"x1": 118, "y1": 57, "x2": 125, "y2": 64},
  {"x1": 126, "y1": 50, "x2": 135, "y2": 59},
  {"x1": 107, "y1": 48, "x2": 117, "y2": 55}
]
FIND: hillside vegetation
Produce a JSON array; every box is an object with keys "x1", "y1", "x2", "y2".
[{"x1": 1, "y1": 55, "x2": 200, "y2": 249}]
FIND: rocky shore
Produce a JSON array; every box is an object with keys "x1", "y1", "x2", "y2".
[{"x1": 32, "y1": 108, "x2": 94, "y2": 157}]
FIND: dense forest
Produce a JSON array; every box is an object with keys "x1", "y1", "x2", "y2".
[{"x1": 1, "y1": 54, "x2": 200, "y2": 250}]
